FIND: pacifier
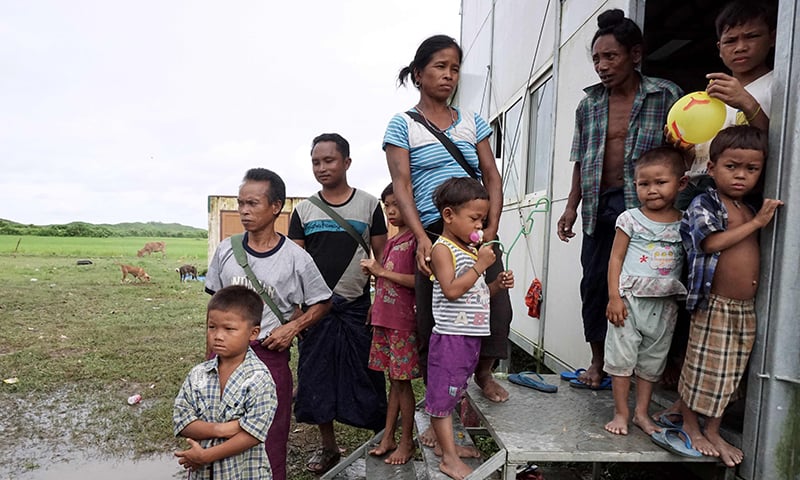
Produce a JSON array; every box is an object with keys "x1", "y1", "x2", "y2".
[{"x1": 469, "y1": 230, "x2": 484, "y2": 245}]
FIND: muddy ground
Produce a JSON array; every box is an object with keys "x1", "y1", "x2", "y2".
[{"x1": 0, "y1": 388, "x2": 333, "y2": 480}]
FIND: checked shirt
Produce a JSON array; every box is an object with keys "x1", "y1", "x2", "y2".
[
  {"x1": 174, "y1": 348, "x2": 277, "y2": 480},
  {"x1": 680, "y1": 188, "x2": 750, "y2": 312},
  {"x1": 570, "y1": 74, "x2": 682, "y2": 235}
]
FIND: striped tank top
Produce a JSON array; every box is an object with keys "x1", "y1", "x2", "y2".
[{"x1": 431, "y1": 236, "x2": 491, "y2": 336}]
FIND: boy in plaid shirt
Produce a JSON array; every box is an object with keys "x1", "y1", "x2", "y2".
[
  {"x1": 678, "y1": 126, "x2": 782, "y2": 466},
  {"x1": 174, "y1": 286, "x2": 278, "y2": 479}
]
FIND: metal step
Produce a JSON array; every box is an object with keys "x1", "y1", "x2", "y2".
[
  {"x1": 365, "y1": 448, "x2": 420, "y2": 480},
  {"x1": 414, "y1": 407, "x2": 491, "y2": 480},
  {"x1": 465, "y1": 375, "x2": 724, "y2": 465},
  {"x1": 324, "y1": 424, "x2": 424, "y2": 480},
  {"x1": 326, "y1": 402, "x2": 496, "y2": 480}
]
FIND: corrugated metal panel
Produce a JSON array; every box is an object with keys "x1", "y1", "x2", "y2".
[{"x1": 742, "y1": 1, "x2": 800, "y2": 478}]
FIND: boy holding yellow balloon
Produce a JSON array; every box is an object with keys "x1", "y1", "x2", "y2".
[{"x1": 676, "y1": 0, "x2": 776, "y2": 209}]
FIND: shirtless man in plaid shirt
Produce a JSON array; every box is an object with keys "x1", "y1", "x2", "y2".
[{"x1": 557, "y1": 8, "x2": 682, "y2": 388}]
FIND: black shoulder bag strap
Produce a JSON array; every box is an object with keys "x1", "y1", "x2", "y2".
[
  {"x1": 230, "y1": 233, "x2": 286, "y2": 324},
  {"x1": 405, "y1": 110, "x2": 479, "y2": 179},
  {"x1": 307, "y1": 195, "x2": 370, "y2": 255}
]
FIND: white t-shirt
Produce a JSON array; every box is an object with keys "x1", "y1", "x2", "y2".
[
  {"x1": 205, "y1": 233, "x2": 332, "y2": 338},
  {"x1": 687, "y1": 71, "x2": 773, "y2": 179}
]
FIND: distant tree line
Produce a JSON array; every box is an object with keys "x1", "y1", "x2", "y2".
[{"x1": 0, "y1": 220, "x2": 207, "y2": 238}]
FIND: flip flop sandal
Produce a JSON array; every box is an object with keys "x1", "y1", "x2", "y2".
[
  {"x1": 306, "y1": 447, "x2": 341, "y2": 474},
  {"x1": 508, "y1": 372, "x2": 558, "y2": 393},
  {"x1": 568, "y1": 376, "x2": 612, "y2": 390},
  {"x1": 650, "y1": 428, "x2": 703, "y2": 458},
  {"x1": 559, "y1": 368, "x2": 587, "y2": 381},
  {"x1": 654, "y1": 412, "x2": 684, "y2": 429}
]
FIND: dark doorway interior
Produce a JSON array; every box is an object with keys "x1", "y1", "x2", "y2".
[
  {"x1": 641, "y1": 0, "x2": 776, "y2": 92},
  {"x1": 642, "y1": 0, "x2": 728, "y2": 92}
]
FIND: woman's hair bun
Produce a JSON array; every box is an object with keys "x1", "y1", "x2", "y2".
[{"x1": 597, "y1": 9, "x2": 625, "y2": 29}]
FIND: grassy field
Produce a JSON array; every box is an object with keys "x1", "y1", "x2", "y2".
[
  {"x1": 0, "y1": 239, "x2": 208, "y2": 473},
  {"x1": 0, "y1": 235, "x2": 379, "y2": 479},
  {"x1": 0, "y1": 235, "x2": 208, "y2": 259}
]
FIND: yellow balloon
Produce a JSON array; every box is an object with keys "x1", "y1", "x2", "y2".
[{"x1": 666, "y1": 91, "x2": 727, "y2": 145}]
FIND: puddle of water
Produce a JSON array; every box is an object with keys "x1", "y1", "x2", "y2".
[{"x1": 7, "y1": 455, "x2": 185, "y2": 480}]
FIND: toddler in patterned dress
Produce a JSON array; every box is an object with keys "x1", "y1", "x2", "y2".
[{"x1": 604, "y1": 147, "x2": 688, "y2": 437}]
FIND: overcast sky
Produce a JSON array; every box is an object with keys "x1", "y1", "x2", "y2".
[{"x1": 0, "y1": 1, "x2": 460, "y2": 229}]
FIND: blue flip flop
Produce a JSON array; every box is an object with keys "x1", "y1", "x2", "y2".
[
  {"x1": 568, "y1": 376, "x2": 612, "y2": 390},
  {"x1": 654, "y1": 412, "x2": 684, "y2": 429},
  {"x1": 650, "y1": 428, "x2": 703, "y2": 458},
  {"x1": 508, "y1": 372, "x2": 558, "y2": 393},
  {"x1": 559, "y1": 368, "x2": 587, "y2": 381}
]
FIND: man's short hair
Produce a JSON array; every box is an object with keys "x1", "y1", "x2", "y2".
[
  {"x1": 207, "y1": 285, "x2": 263, "y2": 328},
  {"x1": 311, "y1": 133, "x2": 350, "y2": 159},
  {"x1": 242, "y1": 168, "x2": 286, "y2": 211},
  {"x1": 709, "y1": 125, "x2": 769, "y2": 163}
]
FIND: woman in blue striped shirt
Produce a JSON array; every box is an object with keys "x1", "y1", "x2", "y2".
[{"x1": 384, "y1": 34, "x2": 512, "y2": 450}]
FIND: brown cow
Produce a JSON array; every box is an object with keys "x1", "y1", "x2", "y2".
[
  {"x1": 118, "y1": 264, "x2": 151, "y2": 283},
  {"x1": 137, "y1": 241, "x2": 166, "y2": 257}
]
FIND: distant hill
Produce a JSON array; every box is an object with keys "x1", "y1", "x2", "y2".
[{"x1": 0, "y1": 219, "x2": 207, "y2": 238}]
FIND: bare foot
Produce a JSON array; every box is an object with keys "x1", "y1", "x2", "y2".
[
  {"x1": 439, "y1": 456, "x2": 473, "y2": 480},
  {"x1": 368, "y1": 437, "x2": 397, "y2": 457},
  {"x1": 434, "y1": 444, "x2": 481, "y2": 458},
  {"x1": 604, "y1": 413, "x2": 629, "y2": 435},
  {"x1": 475, "y1": 374, "x2": 509, "y2": 403},
  {"x1": 419, "y1": 425, "x2": 437, "y2": 448},
  {"x1": 385, "y1": 442, "x2": 415, "y2": 465},
  {"x1": 685, "y1": 430, "x2": 719, "y2": 457},
  {"x1": 632, "y1": 413, "x2": 661, "y2": 435},
  {"x1": 578, "y1": 365, "x2": 604, "y2": 389},
  {"x1": 707, "y1": 431, "x2": 744, "y2": 467}
]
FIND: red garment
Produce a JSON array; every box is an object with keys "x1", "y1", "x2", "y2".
[
  {"x1": 525, "y1": 278, "x2": 543, "y2": 318},
  {"x1": 370, "y1": 229, "x2": 416, "y2": 331}
]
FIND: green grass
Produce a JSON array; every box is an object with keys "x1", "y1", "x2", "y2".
[
  {"x1": 0, "y1": 251, "x2": 208, "y2": 464},
  {"x1": 0, "y1": 235, "x2": 421, "y2": 479},
  {"x1": 0, "y1": 234, "x2": 208, "y2": 259}
]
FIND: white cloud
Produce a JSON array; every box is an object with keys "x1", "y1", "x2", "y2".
[{"x1": 0, "y1": 0, "x2": 460, "y2": 228}]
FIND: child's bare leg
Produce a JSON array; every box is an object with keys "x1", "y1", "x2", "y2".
[
  {"x1": 679, "y1": 401, "x2": 719, "y2": 457},
  {"x1": 386, "y1": 380, "x2": 416, "y2": 465},
  {"x1": 705, "y1": 416, "x2": 743, "y2": 467},
  {"x1": 431, "y1": 415, "x2": 474, "y2": 480},
  {"x1": 370, "y1": 380, "x2": 400, "y2": 456},
  {"x1": 631, "y1": 377, "x2": 660, "y2": 435},
  {"x1": 605, "y1": 375, "x2": 630, "y2": 435}
]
